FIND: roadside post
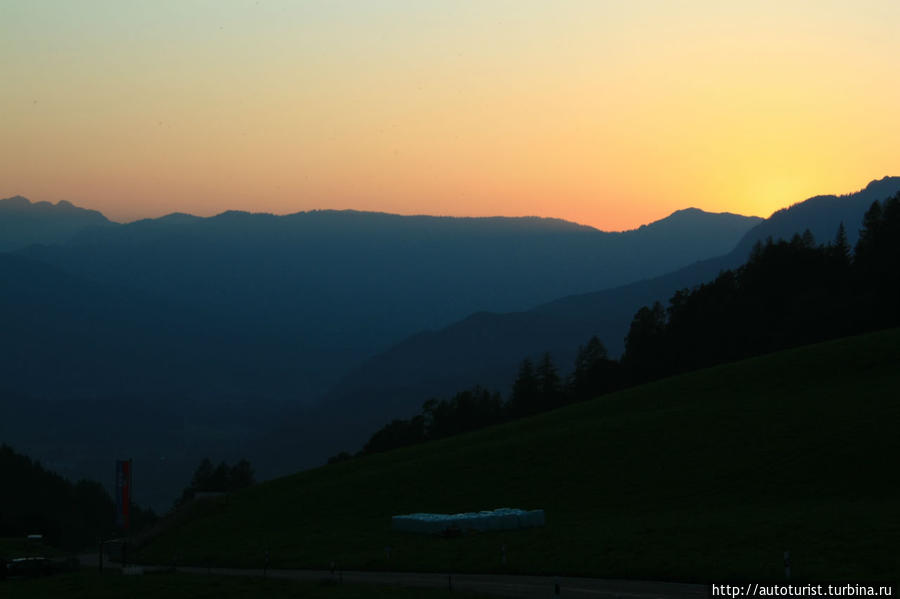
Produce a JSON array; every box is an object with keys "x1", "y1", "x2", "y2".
[
  {"x1": 115, "y1": 458, "x2": 133, "y2": 570},
  {"x1": 784, "y1": 550, "x2": 791, "y2": 579}
]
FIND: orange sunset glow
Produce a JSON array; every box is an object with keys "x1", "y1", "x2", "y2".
[{"x1": 2, "y1": 1, "x2": 898, "y2": 229}]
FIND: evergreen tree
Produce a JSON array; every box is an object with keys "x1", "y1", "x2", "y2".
[
  {"x1": 881, "y1": 194, "x2": 900, "y2": 266},
  {"x1": 190, "y1": 458, "x2": 214, "y2": 490},
  {"x1": 0, "y1": 444, "x2": 157, "y2": 548},
  {"x1": 535, "y1": 352, "x2": 562, "y2": 408},
  {"x1": 362, "y1": 417, "x2": 425, "y2": 453},
  {"x1": 861, "y1": 193, "x2": 900, "y2": 324},
  {"x1": 228, "y1": 459, "x2": 255, "y2": 490},
  {"x1": 208, "y1": 462, "x2": 230, "y2": 491},
  {"x1": 451, "y1": 386, "x2": 503, "y2": 432},
  {"x1": 623, "y1": 301, "x2": 667, "y2": 380},
  {"x1": 855, "y1": 200, "x2": 884, "y2": 265},
  {"x1": 801, "y1": 228, "x2": 816, "y2": 248},
  {"x1": 749, "y1": 239, "x2": 764, "y2": 262},
  {"x1": 508, "y1": 358, "x2": 540, "y2": 417},
  {"x1": 327, "y1": 451, "x2": 352, "y2": 465},
  {"x1": 568, "y1": 336, "x2": 620, "y2": 402},
  {"x1": 177, "y1": 457, "x2": 256, "y2": 507},
  {"x1": 831, "y1": 221, "x2": 851, "y2": 266}
]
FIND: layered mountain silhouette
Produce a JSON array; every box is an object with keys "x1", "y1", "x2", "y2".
[
  {"x1": 0, "y1": 197, "x2": 764, "y2": 508},
  {"x1": 729, "y1": 176, "x2": 900, "y2": 256},
  {"x1": 293, "y1": 177, "x2": 900, "y2": 465},
  {"x1": 6, "y1": 202, "x2": 760, "y2": 402},
  {"x1": 3, "y1": 178, "x2": 896, "y2": 508}
]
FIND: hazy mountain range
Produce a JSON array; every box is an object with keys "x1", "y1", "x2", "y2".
[
  {"x1": 2, "y1": 198, "x2": 760, "y2": 401},
  {"x1": 2, "y1": 176, "x2": 897, "y2": 509},
  {"x1": 0, "y1": 195, "x2": 112, "y2": 252},
  {"x1": 265, "y1": 176, "x2": 900, "y2": 470}
]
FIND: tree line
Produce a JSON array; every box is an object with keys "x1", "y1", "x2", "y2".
[
  {"x1": 330, "y1": 193, "x2": 900, "y2": 462},
  {"x1": 621, "y1": 194, "x2": 900, "y2": 381},
  {"x1": 330, "y1": 335, "x2": 623, "y2": 462},
  {"x1": 0, "y1": 444, "x2": 156, "y2": 550},
  {"x1": 174, "y1": 458, "x2": 256, "y2": 507}
]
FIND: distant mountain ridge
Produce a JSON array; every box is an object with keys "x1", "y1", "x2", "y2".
[
  {"x1": 0, "y1": 195, "x2": 112, "y2": 252},
  {"x1": 9, "y1": 202, "x2": 761, "y2": 403},
  {"x1": 730, "y1": 176, "x2": 900, "y2": 256},
  {"x1": 1, "y1": 197, "x2": 763, "y2": 509},
  {"x1": 298, "y1": 176, "x2": 900, "y2": 465}
]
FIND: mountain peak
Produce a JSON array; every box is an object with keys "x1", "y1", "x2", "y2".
[
  {"x1": 731, "y1": 175, "x2": 900, "y2": 259},
  {"x1": 663, "y1": 207, "x2": 760, "y2": 221},
  {"x1": 669, "y1": 207, "x2": 705, "y2": 215},
  {"x1": 632, "y1": 207, "x2": 762, "y2": 233},
  {"x1": 862, "y1": 176, "x2": 900, "y2": 195},
  {"x1": 0, "y1": 195, "x2": 32, "y2": 208},
  {"x1": 0, "y1": 195, "x2": 112, "y2": 252}
]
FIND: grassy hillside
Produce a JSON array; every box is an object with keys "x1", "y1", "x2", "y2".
[
  {"x1": 5, "y1": 571, "x2": 491, "y2": 599},
  {"x1": 138, "y1": 329, "x2": 900, "y2": 582}
]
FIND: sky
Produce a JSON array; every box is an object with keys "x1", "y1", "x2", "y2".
[{"x1": 2, "y1": 1, "x2": 899, "y2": 230}]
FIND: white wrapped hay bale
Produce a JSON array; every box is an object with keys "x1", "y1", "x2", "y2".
[
  {"x1": 522, "y1": 509, "x2": 545, "y2": 528},
  {"x1": 494, "y1": 508, "x2": 521, "y2": 530},
  {"x1": 391, "y1": 508, "x2": 545, "y2": 535}
]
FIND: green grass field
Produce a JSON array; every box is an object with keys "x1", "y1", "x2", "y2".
[
  {"x1": 137, "y1": 329, "x2": 900, "y2": 582},
  {"x1": 2, "y1": 571, "x2": 490, "y2": 599}
]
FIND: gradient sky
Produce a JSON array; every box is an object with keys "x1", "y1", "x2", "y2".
[{"x1": 2, "y1": 1, "x2": 899, "y2": 230}]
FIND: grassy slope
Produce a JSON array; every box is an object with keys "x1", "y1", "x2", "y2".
[
  {"x1": 4, "y1": 571, "x2": 490, "y2": 599},
  {"x1": 138, "y1": 329, "x2": 900, "y2": 582}
]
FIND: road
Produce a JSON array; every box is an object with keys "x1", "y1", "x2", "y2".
[{"x1": 82, "y1": 551, "x2": 706, "y2": 598}]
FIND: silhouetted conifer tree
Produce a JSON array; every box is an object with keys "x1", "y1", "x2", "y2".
[
  {"x1": 623, "y1": 301, "x2": 667, "y2": 381},
  {"x1": 327, "y1": 451, "x2": 352, "y2": 465},
  {"x1": 177, "y1": 457, "x2": 256, "y2": 507},
  {"x1": 830, "y1": 222, "x2": 851, "y2": 266},
  {"x1": 190, "y1": 458, "x2": 214, "y2": 490},
  {"x1": 568, "y1": 336, "x2": 621, "y2": 402},
  {"x1": 801, "y1": 228, "x2": 816, "y2": 248},
  {"x1": 229, "y1": 459, "x2": 255, "y2": 490},
  {"x1": 749, "y1": 240, "x2": 765, "y2": 262},
  {"x1": 508, "y1": 358, "x2": 541, "y2": 417},
  {"x1": 855, "y1": 200, "x2": 884, "y2": 266},
  {"x1": 535, "y1": 352, "x2": 562, "y2": 409}
]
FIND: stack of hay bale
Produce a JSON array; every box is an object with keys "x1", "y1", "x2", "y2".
[{"x1": 391, "y1": 508, "x2": 546, "y2": 534}]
